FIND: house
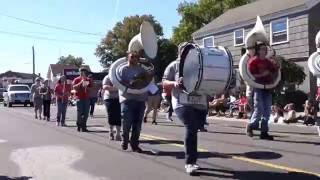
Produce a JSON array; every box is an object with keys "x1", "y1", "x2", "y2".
[
  {"x1": 46, "y1": 64, "x2": 91, "y2": 88},
  {"x1": 192, "y1": 0, "x2": 320, "y2": 95},
  {"x1": 0, "y1": 71, "x2": 40, "y2": 88}
]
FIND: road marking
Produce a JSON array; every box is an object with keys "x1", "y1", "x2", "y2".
[
  {"x1": 141, "y1": 134, "x2": 208, "y2": 152},
  {"x1": 141, "y1": 133, "x2": 320, "y2": 177},
  {"x1": 10, "y1": 146, "x2": 110, "y2": 180},
  {"x1": 0, "y1": 139, "x2": 7, "y2": 143}
]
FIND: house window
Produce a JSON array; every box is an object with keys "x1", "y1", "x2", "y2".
[
  {"x1": 203, "y1": 36, "x2": 214, "y2": 47},
  {"x1": 270, "y1": 18, "x2": 289, "y2": 45},
  {"x1": 234, "y1": 29, "x2": 244, "y2": 46}
]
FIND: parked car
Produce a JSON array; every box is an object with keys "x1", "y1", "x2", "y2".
[
  {"x1": 0, "y1": 88, "x2": 5, "y2": 102},
  {"x1": 3, "y1": 84, "x2": 33, "y2": 107}
]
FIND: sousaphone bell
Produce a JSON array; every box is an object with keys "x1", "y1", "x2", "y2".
[
  {"x1": 239, "y1": 16, "x2": 281, "y2": 89},
  {"x1": 308, "y1": 30, "x2": 320, "y2": 77},
  {"x1": 109, "y1": 21, "x2": 158, "y2": 94}
]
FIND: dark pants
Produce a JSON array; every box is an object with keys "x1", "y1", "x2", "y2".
[
  {"x1": 43, "y1": 100, "x2": 51, "y2": 118},
  {"x1": 57, "y1": 100, "x2": 68, "y2": 124},
  {"x1": 76, "y1": 99, "x2": 90, "y2": 129},
  {"x1": 165, "y1": 96, "x2": 173, "y2": 117},
  {"x1": 121, "y1": 100, "x2": 146, "y2": 149},
  {"x1": 175, "y1": 106, "x2": 206, "y2": 164},
  {"x1": 104, "y1": 99, "x2": 121, "y2": 126},
  {"x1": 89, "y1": 97, "x2": 98, "y2": 116}
]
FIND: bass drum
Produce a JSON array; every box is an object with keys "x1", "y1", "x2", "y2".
[{"x1": 179, "y1": 43, "x2": 233, "y2": 95}]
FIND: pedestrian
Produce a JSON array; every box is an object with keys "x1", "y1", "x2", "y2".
[
  {"x1": 40, "y1": 79, "x2": 53, "y2": 121},
  {"x1": 31, "y1": 77, "x2": 43, "y2": 120},
  {"x1": 54, "y1": 76, "x2": 71, "y2": 126},
  {"x1": 88, "y1": 74, "x2": 100, "y2": 118},
  {"x1": 162, "y1": 42, "x2": 208, "y2": 175},
  {"x1": 118, "y1": 51, "x2": 151, "y2": 153},
  {"x1": 102, "y1": 75, "x2": 122, "y2": 141},
  {"x1": 143, "y1": 82, "x2": 161, "y2": 125},
  {"x1": 246, "y1": 42, "x2": 279, "y2": 140},
  {"x1": 72, "y1": 68, "x2": 92, "y2": 132}
]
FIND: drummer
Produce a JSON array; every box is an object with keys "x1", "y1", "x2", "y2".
[{"x1": 162, "y1": 42, "x2": 208, "y2": 175}]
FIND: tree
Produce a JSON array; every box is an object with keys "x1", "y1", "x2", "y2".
[
  {"x1": 172, "y1": 0, "x2": 253, "y2": 45},
  {"x1": 57, "y1": 55, "x2": 84, "y2": 68},
  {"x1": 153, "y1": 38, "x2": 178, "y2": 82},
  {"x1": 95, "y1": 15, "x2": 163, "y2": 68},
  {"x1": 273, "y1": 56, "x2": 307, "y2": 107}
]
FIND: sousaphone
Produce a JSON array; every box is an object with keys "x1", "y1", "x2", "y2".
[
  {"x1": 308, "y1": 30, "x2": 320, "y2": 77},
  {"x1": 109, "y1": 21, "x2": 158, "y2": 94},
  {"x1": 239, "y1": 16, "x2": 281, "y2": 89}
]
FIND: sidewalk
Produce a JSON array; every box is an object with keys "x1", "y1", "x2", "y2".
[{"x1": 95, "y1": 104, "x2": 316, "y2": 128}]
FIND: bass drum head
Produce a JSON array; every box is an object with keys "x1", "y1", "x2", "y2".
[{"x1": 183, "y1": 47, "x2": 201, "y2": 93}]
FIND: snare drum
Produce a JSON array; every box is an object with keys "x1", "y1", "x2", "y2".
[{"x1": 179, "y1": 43, "x2": 234, "y2": 95}]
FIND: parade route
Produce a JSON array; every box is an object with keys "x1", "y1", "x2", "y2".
[{"x1": 0, "y1": 105, "x2": 319, "y2": 180}]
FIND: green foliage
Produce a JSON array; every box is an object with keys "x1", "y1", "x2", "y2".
[
  {"x1": 273, "y1": 56, "x2": 307, "y2": 108},
  {"x1": 172, "y1": 0, "x2": 252, "y2": 45},
  {"x1": 153, "y1": 38, "x2": 178, "y2": 82},
  {"x1": 57, "y1": 55, "x2": 84, "y2": 68},
  {"x1": 95, "y1": 15, "x2": 163, "y2": 68},
  {"x1": 278, "y1": 56, "x2": 306, "y2": 85}
]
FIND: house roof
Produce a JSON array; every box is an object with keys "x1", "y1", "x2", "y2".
[
  {"x1": 0, "y1": 71, "x2": 39, "y2": 79},
  {"x1": 192, "y1": 0, "x2": 319, "y2": 38},
  {"x1": 48, "y1": 64, "x2": 91, "y2": 77}
]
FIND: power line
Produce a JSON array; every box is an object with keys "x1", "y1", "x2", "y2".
[
  {"x1": 0, "y1": 30, "x2": 97, "y2": 45},
  {"x1": 0, "y1": 13, "x2": 104, "y2": 37}
]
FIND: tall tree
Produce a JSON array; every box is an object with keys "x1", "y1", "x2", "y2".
[
  {"x1": 172, "y1": 0, "x2": 252, "y2": 45},
  {"x1": 153, "y1": 38, "x2": 178, "y2": 82},
  {"x1": 95, "y1": 15, "x2": 163, "y2": 68},
  {"x1": 57, "y1": 55, "x2": 84, "y2": 68},
  {"x1": 95, "y1": 15, "x2": 178, "y2": 81}
]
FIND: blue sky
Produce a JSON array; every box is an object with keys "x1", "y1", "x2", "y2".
[{"x1": 0, "y1": 0, "x2": 194, "y2": 78}]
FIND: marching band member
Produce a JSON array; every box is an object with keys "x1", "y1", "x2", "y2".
[
  {"x1": 102, "y1": 75, "x2": 122, "y2": 141},
  {"x1": 72, "y1": 68, "x2": 93, "y2": 132},
  {"x1": 163, "y1": 42, "x2": 207, "y2": 175},
  {"x1": 118, "y1": 50, "x2": 152, "y2": 153},
  {"x1": 246, "y1": 42, "x2": 279, "y2": 140},
  {"x1": 54, "y1": 75, "x2": 71, "y2": 126}
]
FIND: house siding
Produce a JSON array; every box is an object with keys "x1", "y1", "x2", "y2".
[{"x1": 195, "y1": 12, "x2": 310, "y2": 65}]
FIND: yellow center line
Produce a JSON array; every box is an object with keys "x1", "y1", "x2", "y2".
[{"x1": 141, "y1": 133, "x2": 320, "y2": 177}]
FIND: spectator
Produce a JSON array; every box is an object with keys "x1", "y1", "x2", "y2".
[
  {"x1": 209, "y1": 94, "x2": 228, "y2": 116},
  {"x1": 283, "y1": 103, "x2": 297, "y2": 124},
  {"x1": 237, "y1": 94, "x2": 248, "y2": 119},
  {"x1": 303, "y1": 100, "x2": 316, "y2": 126},
  {"x1": 226, "y1": 94, "x2": 238, "y2": 118},
  {"x1": 270, "y1": 103, "x2": 284, "y2": 123}
]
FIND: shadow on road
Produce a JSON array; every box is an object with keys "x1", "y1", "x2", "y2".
[
  {"x1": 0, "y1": 176, "x2": 32, "y2": 180},
  {"x1": 194, "y1": 168, "x2": 320, "y2": 180},
  {"x1": 66, "y1": 125, "x2": 105, "y2": 128}
]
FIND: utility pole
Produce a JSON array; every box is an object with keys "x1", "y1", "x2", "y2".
[{"x1": 32, "y1": 46, "x2": 35, "y2": 83}]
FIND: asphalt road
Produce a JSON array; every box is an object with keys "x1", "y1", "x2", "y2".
[{"x1": 0, "y1": 104, "x2": 319, "y2": 180}]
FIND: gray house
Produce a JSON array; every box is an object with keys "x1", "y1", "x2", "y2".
[{"x1": 192, "y1": 0, "x2": 320, "y2": 95}]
